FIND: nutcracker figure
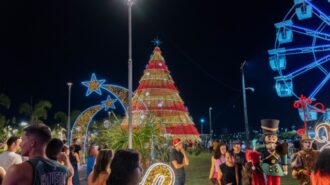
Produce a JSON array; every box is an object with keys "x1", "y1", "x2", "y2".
[{"x1": 255, "y1": 119, "x2": 288, "y2": 185}]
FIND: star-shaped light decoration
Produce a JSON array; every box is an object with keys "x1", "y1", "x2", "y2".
[
  {"x1": 81, "y1": 73, "x2": 106, "y2": 96},
  {"x1": 151, "y1": 38, "x2": 162, "y2": 46},
  {"x1": 101, "y1": 95, "x2": 117, "y2": 111}
]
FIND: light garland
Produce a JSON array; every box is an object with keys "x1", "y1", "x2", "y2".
[{"x1": 140, "y1": 163, "x2": 175, "y2": 185}]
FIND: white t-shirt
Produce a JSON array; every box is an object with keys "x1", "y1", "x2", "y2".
[{"x1": 0, "y1": 151, "x2": 23, "y2": 171}]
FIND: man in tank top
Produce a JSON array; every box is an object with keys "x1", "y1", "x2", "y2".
[{"x1": 3, "y1": 123, "x2": 69, "y2": 185}]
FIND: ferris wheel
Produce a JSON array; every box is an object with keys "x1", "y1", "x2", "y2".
[{"x1": 268, "y1": 0, "x2": 330, "y2": 121}]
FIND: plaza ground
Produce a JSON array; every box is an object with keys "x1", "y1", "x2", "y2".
[
  {"x1": 80, "y1": 151, "x2": 298, "y2": 185},
  {"x1": 186, "y1": 151, "x2": 297, "y2": 185}
]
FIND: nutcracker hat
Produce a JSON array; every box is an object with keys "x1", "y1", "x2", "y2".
[
  {"x1": 172, "y1": 138, "x2": 181, "y2": 146},
  {"x1": 261, "y1": 119, "x2": 279, "y2": 135}
]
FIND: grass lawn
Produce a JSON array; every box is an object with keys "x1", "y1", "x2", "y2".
[{"x1": 185, "y1": 151, "x2": 298, "y2": 185}]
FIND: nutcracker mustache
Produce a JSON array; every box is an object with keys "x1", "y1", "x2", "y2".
[{"x1": 266, "y1": 143, "x2": 277, "y2": 150}]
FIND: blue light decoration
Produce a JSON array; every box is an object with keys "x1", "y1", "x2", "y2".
[
  {"x1": 268, "y1": 0, "x2": 330, "y2": 122},
  {"x1": 275, "y1": 77, "x2": 293, "y2": 97},
  {"x1": 70, "y1": 73, "x2": 149, "y2": 161},
  {"x1": 81, "y1": 73, "x2": 106, "y2": 96},
  {"x1": 298, "y1": 105, "x2": 318, "y2": 121},
  {"x1": 268, "y1": 48, "x2": 287, "y2": 71},
  {"x1": 70, "y1": 104, "x2": 104, "y2": 159},
  {"x1": 151, "y1": 38, "x2": 162, "y2": 46},
  {"x1": 296, "y1": 4, "x2": 313, "y2": 20},
  {"x1": 101, "y1": 95, "x2": 117, "y2": 111},
  {"x1": 275, "y1": 20, "x2": 293, "y2": 44},
  {"x1": 323, "y1": 110, "x2": 330, "y2": 121}
]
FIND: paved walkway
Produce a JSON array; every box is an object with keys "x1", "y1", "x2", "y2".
[{"x1": 78, "y1": 164, "x2": 87, "y2": 185}]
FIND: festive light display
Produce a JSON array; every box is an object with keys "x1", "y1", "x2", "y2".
[
  {"x1": 268, "y1": 0, "x2": 330, "y2": 121},
  {"x1": 293, "y1": 94, "x2": 325, "y2": 132},
  {"x1": 101, "y1": 95, "x2": 117, "y2": 111},
  {"x1": 314, "y1": 123, "x2": 330, "y2": 151},
  {"x1": 70, "y1": 104, "x2": 104, "y2": 156},
  {"x1": 140, "y1": 163, "x2": 175, "y2": 185},
  {"x1": 122, "y1": 46, "x2": 200, "y2": 141},
  {"x1": 81, "y1": 73, "x2": 106, "y2": 96}
]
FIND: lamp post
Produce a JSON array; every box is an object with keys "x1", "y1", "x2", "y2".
[
  {"x1": 240, "y1": 61, "x2": 254, "y2": 148},
  {"x1": 209, "y1": 107, "x2": 213, "y2": 135},
  {"x1": 67, "y1": 82, "x2": 73, "y2": 143},
  {"x1": 127, "y1": 0, "x2": 134, "y2": 149},
  {"x1": 200, "y1": 118, "x2": 205, "y2": 135}
]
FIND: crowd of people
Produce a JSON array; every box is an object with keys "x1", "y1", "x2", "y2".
[
  {"x1": 2, "y1": 120, "x2": 330, "y2": 185},
  {"x1": 0, "y1": 124, "x2": 143, "y2": 185},
  {"x1": 206, "y1": 119, "x2": 330, "y2": 185}
]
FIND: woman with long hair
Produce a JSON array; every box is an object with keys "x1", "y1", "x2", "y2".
[
  {"x1": 209, "y1": 143, "x2": 227, "y2": 185},
  {"x1": 88, "y1": 149, "x2": 113, "y2": 185},
  {"x1": 311, "y1": 149, "x2": 330, "y2": 185},
  {"x1": 218, "y1": 151, "x2": 242, "y2": 185},
  {"x1": 69, "y1": 145, "x2": 80, "y2": 185},
  {"x1": 87, "y1": 144, "x2": 99, "y2": 178},
  {"x1": 107, "y1": 149, "x2": 142, "y2": 185}
]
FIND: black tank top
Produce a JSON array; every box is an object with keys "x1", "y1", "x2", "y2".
[
  {"x1": 220, "y1": 163, "x2": 242, "y2": 185},
  {"x1": 220, "y1": 164, "x2": 236, "y2": 185},
  {"x1": 27, "y1": 157, "x2": 69, "y2": 185}
]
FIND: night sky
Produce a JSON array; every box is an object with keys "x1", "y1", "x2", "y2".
[{"x1": 1, "y1": 0, "x2": 315, "y2": 134}]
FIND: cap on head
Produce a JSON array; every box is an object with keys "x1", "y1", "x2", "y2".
[
  {"x1": 172, "y1": 138, "x2": 181, "y2": 146},
  {"x1": 233, "y1": 140, "x2": 241, "y2": 145}
]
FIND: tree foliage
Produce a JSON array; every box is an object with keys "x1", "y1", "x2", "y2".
[
  {"x1": 0, "y1": 94, "x2": 11, "y2": 109},
  {"x1": 94, "y1": 115, "x2": 169, "y2": 168},
  {"x1": 19, "y1": 100, "x2": 52, "y2": 123}
]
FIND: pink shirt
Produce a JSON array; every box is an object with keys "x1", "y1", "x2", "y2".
[{"x1": 213, "y1": 155, "x2": 226, "y2": 178}]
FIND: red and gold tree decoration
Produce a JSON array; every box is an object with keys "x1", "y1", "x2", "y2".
[{"x1": 122, "y1": 46, "x2": 200, "y2": 141}]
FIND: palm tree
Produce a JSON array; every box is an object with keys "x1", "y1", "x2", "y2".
[
  {"x1": 0, "y1": 94, "x2": 11, "y2": 143},
  {"x1": 19, "y1": 100, "x2": 52, "y2": 124},
  {"x1": 54, "y1": 110, "x2": 81, "y2": 127},
  {"x1": 0, "y1": 94, "x2": 11, "y2": 109},
  {"x1": 94, "y1": 114, "x2": 168, "y2": 168},
  {"x1": 54, "y1": 111, "x2": 67, "y2": 126}
]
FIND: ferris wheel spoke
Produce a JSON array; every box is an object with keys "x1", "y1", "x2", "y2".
[
  {"x1": 305, "y1": 0, "x2": 330, "y2": 27},
  {"x1": 288, "y1": 23, "x2": 330, "y2": 41},
  {"x1": 317, "y1": 65, "x2": 329, "y2": 76},
  {"x1": 309, "y1": 72, "x2": 330, "y2": 99},
  {"x1": 283, "y1": 54, "x2": 330, "y2": 79},
  {"x1": 269, "y1": 44, "x2": 330, "y2": 56}
]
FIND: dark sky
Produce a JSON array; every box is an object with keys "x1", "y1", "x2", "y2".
[{"x1": 1, "y1": 0, "x2": 312, "y2": 134}]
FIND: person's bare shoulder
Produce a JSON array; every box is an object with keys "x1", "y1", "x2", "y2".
[{"x1": 3, "y1": 161, "x2": 33, "y2": 185}]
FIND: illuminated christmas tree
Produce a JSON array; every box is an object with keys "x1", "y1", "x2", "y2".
[{"x1": 123, "y1": 46, "x2": 200, "y2": 141}]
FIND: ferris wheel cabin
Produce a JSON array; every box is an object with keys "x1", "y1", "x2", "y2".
[{"x1": 274, "y1": 76, "x2": 294, "y2": 97}]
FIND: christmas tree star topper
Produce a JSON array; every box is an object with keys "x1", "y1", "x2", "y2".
[{"x1": 151, "y1": 38, "x2": 162, "y2": 47}]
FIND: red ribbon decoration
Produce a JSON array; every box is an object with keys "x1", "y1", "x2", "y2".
[
  {"x1": 293, "y1": 95, "x2": 325, "y2": 133},
  {"x1": 297, "y1": 128, "x2": 305, "y2": 136}
]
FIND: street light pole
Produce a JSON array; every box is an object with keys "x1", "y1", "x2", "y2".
[
  {"x1": 200, "y1": 118, "x2": 205, "y2": 135},
  {"x1": 127, "y1": 0, "x2": 133, "y2": 149},
  {"x1": 240, "y1": 61, "x2": 250, "y2": 148},
  {"x1": 67, "y1": 82, "x2": 73, "y2": 143},
  {"x1": 209, "y1": 107, "x2": 212, "y2": 135}
]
